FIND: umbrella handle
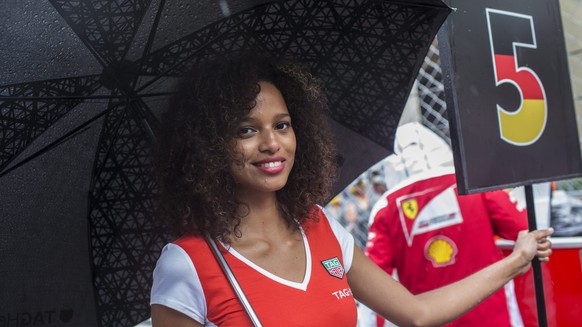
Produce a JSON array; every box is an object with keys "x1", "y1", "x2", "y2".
[{"x1": 204, "y1": 232, "x2": 264, "y2": 327}]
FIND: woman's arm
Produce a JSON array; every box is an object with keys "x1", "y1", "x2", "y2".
[
  {"x1": 151, "y1": 304, "x2": 204, "y2": 327},
  {"x1": 348, "y1": 228, "x2": 553, "y2": 327}
]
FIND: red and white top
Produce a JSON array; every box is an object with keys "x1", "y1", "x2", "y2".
[{"x1": 151, "y1": 207, "x2": 357, "y2": 326}]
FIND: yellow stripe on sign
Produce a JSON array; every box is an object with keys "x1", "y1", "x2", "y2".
[{"x1": 499, "y1": 99, "x2": 546, "y2": 145}]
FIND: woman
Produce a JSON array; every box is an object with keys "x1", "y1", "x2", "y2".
[{"x1": 151, "y1": 54, "x2": 552, "y2": 327}]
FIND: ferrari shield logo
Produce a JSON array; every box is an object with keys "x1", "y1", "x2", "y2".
[
  {"x1": 402, "y1": 199, "x2": 419, "y2": 220},
  {"x1": 321, "y1": 257, "x2": 344, "y2": 279}
]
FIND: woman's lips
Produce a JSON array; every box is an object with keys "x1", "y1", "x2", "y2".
[{"x1": 254, "y1": 159, "x2": 285, "y2": 174}]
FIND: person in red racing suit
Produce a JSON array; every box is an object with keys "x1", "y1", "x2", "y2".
[{"x1": 365, "y1": 123, "x2": 528, "y2": 327}]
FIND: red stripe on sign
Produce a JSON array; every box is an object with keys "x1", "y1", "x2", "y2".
[{"x1": 494, "y1": 54, "x2": 544, "y2": 100}]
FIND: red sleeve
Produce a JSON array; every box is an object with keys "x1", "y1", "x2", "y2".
[
  {"x1": 365, "y1": 205, "x2": 395, "y2": 275},
  {"x1": 482, "y1": 190, "x2": 528, "y2": 240}
]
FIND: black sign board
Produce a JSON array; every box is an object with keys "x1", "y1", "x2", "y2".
[{"x1": 439, "y1": 0, "x2": 582, "y2": 194}]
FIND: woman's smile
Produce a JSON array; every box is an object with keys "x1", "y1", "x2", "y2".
[{"x1": 253, "y1": 157, "x2": 286, "y2": 174}]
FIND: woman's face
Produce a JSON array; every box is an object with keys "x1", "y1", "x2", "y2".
[{"x1": 229, "y1": 81, "x2": 296, "y2": 195}]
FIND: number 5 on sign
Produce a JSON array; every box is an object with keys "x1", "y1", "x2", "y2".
[{"x1": 486, "y1": 8, "x2": 547, "y2": 146}]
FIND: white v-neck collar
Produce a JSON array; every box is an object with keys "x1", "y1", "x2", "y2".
[{"x1": 221, "y1": 227, "x2": 312, "y2": 291}]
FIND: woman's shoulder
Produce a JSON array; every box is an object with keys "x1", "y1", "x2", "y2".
[
  {"x1": 169, "y1": 233, "x2": 218, "y2": 264},
  {"x1": 300, "y1": 205, "x2": 330, "y2": 228},
  {"x1": 153, "y1": 235, "x2": 215, "y2": 288},
  {"x1": 304, "y1": 205, "x2": 350, "y2": 238},
  {"x1": 173, "y1": 233, "x2": 206, "y2": 247},
  {"x1": 153, "y1": 242, "x2": 199, "y2": 286}
]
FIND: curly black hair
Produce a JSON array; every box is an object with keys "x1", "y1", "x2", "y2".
[{"x1": 154, "y1": 53, "x2": 338, "y2": 241}]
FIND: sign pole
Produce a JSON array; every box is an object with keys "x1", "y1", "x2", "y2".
[{"x1": 524, "y1": 184, "x2": 548, "y2": 327}]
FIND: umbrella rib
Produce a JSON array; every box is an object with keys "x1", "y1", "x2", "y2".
[
  {"x1": 134, "y1": 10, "x2": 264, "y2": 94},
  {"x1": 142, "y1": 0, "x2": 167, "y2": 60},
  {"x1": 48, "y1": 1, "x2": 109, "y2": 69},
  {"x1": 90, "y1": 99, "x2": 157, "y2": 194},
  {"x1": 0, "y1": 106, "x2": 112, "y2": 179},
  {"x1": 0, "y1": 92, "x2": 173, "y2": 101},
  {"x1": 132, "y1": 0, "x2": 167, "y2": 90},
  {"x1": 90, "y1": 102, "x2": 132, "y2": 191}
]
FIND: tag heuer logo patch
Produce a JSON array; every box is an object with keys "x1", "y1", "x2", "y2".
[{"x1": 321, "y1": 257, "x2": 344, "y2": 279}]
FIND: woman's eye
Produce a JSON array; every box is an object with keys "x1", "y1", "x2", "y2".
[
  {"x1": 238, "y1": 127, "x2": 255, "y2": 136},
  {"x1": 276, "y1": 122, "x2": 292, "y2": 130}
]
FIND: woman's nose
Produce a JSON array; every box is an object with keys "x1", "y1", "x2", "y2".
[{"x1": 259, "y1": 130, "x2": 280, "y2": 153}]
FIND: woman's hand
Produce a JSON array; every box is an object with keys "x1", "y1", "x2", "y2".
[{"x1": 510, "y1": 228, "x2": 553, "y2": 276}]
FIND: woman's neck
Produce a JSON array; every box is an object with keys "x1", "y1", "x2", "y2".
[{"x1": 231, "y1": 190, "x2": 293, "y2": 242}]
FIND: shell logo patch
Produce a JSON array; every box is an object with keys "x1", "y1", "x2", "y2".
[
  {"x1": 424, "y1": 236, "x2": 458, "y2": 267},
  {"x1": 321, "y1": 257, "x2": 344, "y2": 279},
  {"x1": 401, "y1": 199, "x2": 418, "y2": 220}
]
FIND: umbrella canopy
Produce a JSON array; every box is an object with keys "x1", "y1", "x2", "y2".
[{"x1": 0, "y1": 0, "x2": 450, "y2": 326}]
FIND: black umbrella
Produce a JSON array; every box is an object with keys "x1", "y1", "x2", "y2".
[{"x1": 0, "y1": 1, "x2": 450, "y2": 326}]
